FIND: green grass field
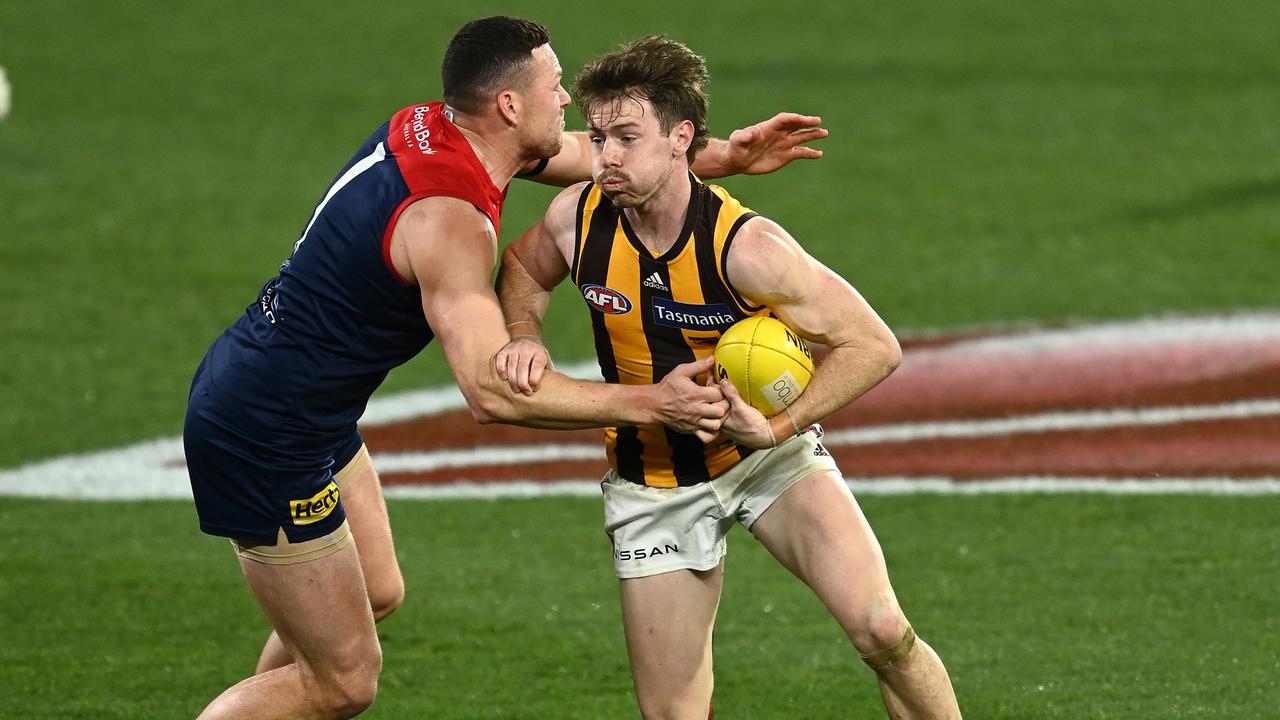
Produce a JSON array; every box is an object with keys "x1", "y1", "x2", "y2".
[
  {"x1": 4, "y1": 494, "x2": 1278, "y2": 718},
  {"x1": 2, "y1": 1, "x2": 1279, "y2": 717}
]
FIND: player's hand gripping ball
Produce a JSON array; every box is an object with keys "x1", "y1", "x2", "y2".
[{"x1": 714, "y1": 316, "x2": 814, "y2": 416}]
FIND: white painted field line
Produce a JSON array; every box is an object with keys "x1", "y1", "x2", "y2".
[
  {"x1": 0, "y1": 438, "x2": 188, "y2": 500},
  {"x1": 822, "y1": 398, "x2": 1280, "y2": 445},
  {"x1": 841, "y1": 476, "x2": 1280, "y2": 496},
  {"x1": 373, "y1": 444, "x2": 604, "y2": 473},
  {"x1": 932, "y1": 312, "x2": 1280, "y2": 354},
  {"x1": 379, "y1": 476, "x2": 1280, "y2": 500}
]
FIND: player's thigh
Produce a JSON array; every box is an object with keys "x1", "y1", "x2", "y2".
[
  {"x1": 750, "y1": 471, "x2": 900, "y2": 627},
  {"x1": 620, "y1": 564, "x2": 724, "y2": 700},
  {"x1": 240, "y1": 539, "x2": 380, "y2": 678},
  {"x1": 334, "y1": 443, "x2": 402, "y2": 614}
]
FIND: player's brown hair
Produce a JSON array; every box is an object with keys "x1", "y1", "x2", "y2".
[{"x1": 573, "y1": 35, "x2": 710, "y2": 162}]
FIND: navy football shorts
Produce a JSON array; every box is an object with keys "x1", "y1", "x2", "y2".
[{"x1": 183, "y1": 389, "x2": 360, "y2": 546}]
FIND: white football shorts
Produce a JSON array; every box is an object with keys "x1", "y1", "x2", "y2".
[{"x1": 601, "y1": 427, "x2": 838, "y2": 579}]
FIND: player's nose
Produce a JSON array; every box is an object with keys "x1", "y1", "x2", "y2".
[{"x1": 601, "y1": 139, "x2": 623, "y2": 167}]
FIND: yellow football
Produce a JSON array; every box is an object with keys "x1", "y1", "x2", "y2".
[{"x1": 714, "y1": 316, "x2": 814, "y2": 416}]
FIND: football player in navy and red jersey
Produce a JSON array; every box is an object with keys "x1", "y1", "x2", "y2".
[{"x1": 184, "y1": 16, "x2": 828, "y2": 720}]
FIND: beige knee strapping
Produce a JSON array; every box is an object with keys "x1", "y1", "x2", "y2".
[{"x1": 859, "y1": 624, "x2": 917, "y2": 670}]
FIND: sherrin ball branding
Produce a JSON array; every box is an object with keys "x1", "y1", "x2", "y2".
[{"x1": 714, "y1": 316, "x2": 814, "y2": 416}]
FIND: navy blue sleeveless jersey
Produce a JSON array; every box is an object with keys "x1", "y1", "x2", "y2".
[{"x1": 184, "y1": 102, "x2": 504, "y2": 542}]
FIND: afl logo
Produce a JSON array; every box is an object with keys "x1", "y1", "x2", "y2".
[{"x1": 581, "y1": 284, "x2": 633, "y2": 314}]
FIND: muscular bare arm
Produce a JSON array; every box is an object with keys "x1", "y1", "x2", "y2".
[
  {"x1": 493, "y1": 184, "x2": 582, "y2": 394},
  {"x1": 390, "y1": 196, "x2": 724, "y2": 432},
  {"x1": 519, "y1": 113, "x2": 828, "y2": 186},
  {"x1": 719, "y1": 218, "x2": 902, "y2": 448}
]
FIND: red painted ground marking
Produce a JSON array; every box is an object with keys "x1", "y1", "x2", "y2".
[{"x1": 833, "y1": 415, "x2": 1280, "y2": 479}]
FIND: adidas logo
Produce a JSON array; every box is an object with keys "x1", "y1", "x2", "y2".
[
  {"x1": 813, "y1": 444, "x2": 830, "y2": 457},
  {"x1": 642, "y1": 272, "x2": 668, "y2": 291}
]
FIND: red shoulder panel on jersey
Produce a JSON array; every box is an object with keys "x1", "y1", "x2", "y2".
[{"x1": 381, "y1": 102, "x2": 508, "y2": 284}]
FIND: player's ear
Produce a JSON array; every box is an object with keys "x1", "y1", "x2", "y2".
[
  {"x1": 496, "y1": 88, "x2": 520, "y2": 126},
  {"x1": 671, "y1": 119, "x2": 694, "y2": 158}
]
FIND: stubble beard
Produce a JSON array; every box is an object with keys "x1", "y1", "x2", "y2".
[{"x1": 526, "y1": 118, "x2": 564, "y2": 163}]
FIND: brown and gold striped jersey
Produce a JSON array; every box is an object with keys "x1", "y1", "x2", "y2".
[{"x1": 571, "y1": 174, "x2": 771, "y2": 488}]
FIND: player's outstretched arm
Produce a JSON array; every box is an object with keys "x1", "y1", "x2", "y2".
[
  {"x1": 694, "y1": 112, "x2": 827, "y2": 178},
  {"x1": 392, "y1": 195, "x2": 726, "y2": 433},
  {"x1": 718, "y1": 218, "x2": 901, "y2": 448},
  {"x1": 518, "y1": 113, "x2": 827, "y2": 186}
]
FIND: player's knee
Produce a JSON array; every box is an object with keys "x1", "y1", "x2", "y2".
[
  {"x1": 369, "y1": 574, "x2": 405, "y2": 621},
  {"x1": 636, "y1": 690, "x2": 711, "y2": 720},
  {"x1": 318, "y1": 644, "x2": 382, "y2": 717},
  {"x1": 637, "y1": 702, "x2": 697, "y2": 720},
  {"x1": 328, "y1": 664, "x2": 381, "y2": 717},
  {"x1": 851, "y1": 613, "x2": 916, "y2": 673},
  {"x1": 846, "y1": 602, "x2": 915, "y2": 670}
]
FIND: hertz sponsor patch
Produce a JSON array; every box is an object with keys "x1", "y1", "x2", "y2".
[{"x1": 290, "y1": 481, "x2": 340, "y2": 525}]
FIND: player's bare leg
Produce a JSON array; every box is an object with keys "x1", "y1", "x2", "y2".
[
  {"x1": 257, "y1": 448, "x2": 404, "y2": 674},
  {"x1": 750, "y1": 471, "x2": 961, "y2": 719},
  {"x1": 198, "y1": 541, "x2": 382, "y2": 719},
  {"x1": 620, "y1": 564, "x2": 724, "y2": 720}
]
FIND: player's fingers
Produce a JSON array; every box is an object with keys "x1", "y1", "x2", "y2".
[
  {"x1": 719, "y1": 379, "x2": 747, "y2": 406},
  {"x1": 703, "y1": 398, "x2": 728, "y2": 419},
  {"x1": 697, "y1": 414, "x2": 723, "y2": 432},
  {"x1": 516, "y1": 357, "x2": 534, "y2": 396},
  {"x1": 670, "y1": 355, "x2": 715, "y2": 379},
  {"x1": 788, "y1": 129, "x2": 828, "y2": 145},
  {"x1": 495, "y1": 349, "x2": 510, "y2": 380},
  {"x1": 770, "y1": 112, "x2": 821, "y2": 128},
  {"x1": 712, "y1": 399, "x2": 729, "y2": 419},
  {"x1": 691, "y1": 384, "x2": 727, "y2": 405},
  {"x1": 529, "y1": 354, "x2": 549, "y2": 391},
  {"x1": 506, "y1": 353, "x2": 526, "y2": 392},
  {"x1": 509, "y1": 353, "x2": 530, "y2": 394},
  {"x1": 694, "y1": 428, "x2": 717, "y2": 444},
  {"x1": 790, "y1": 147, "x2": 824, "y2": 159}
]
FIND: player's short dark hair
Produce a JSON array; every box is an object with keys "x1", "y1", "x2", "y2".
[
  {"x1": 573, "y1": 35, "x2": 710, "y2": 162},
  {"x1": 443, "y1": 16, "x2": 550, "y2": 115}
]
